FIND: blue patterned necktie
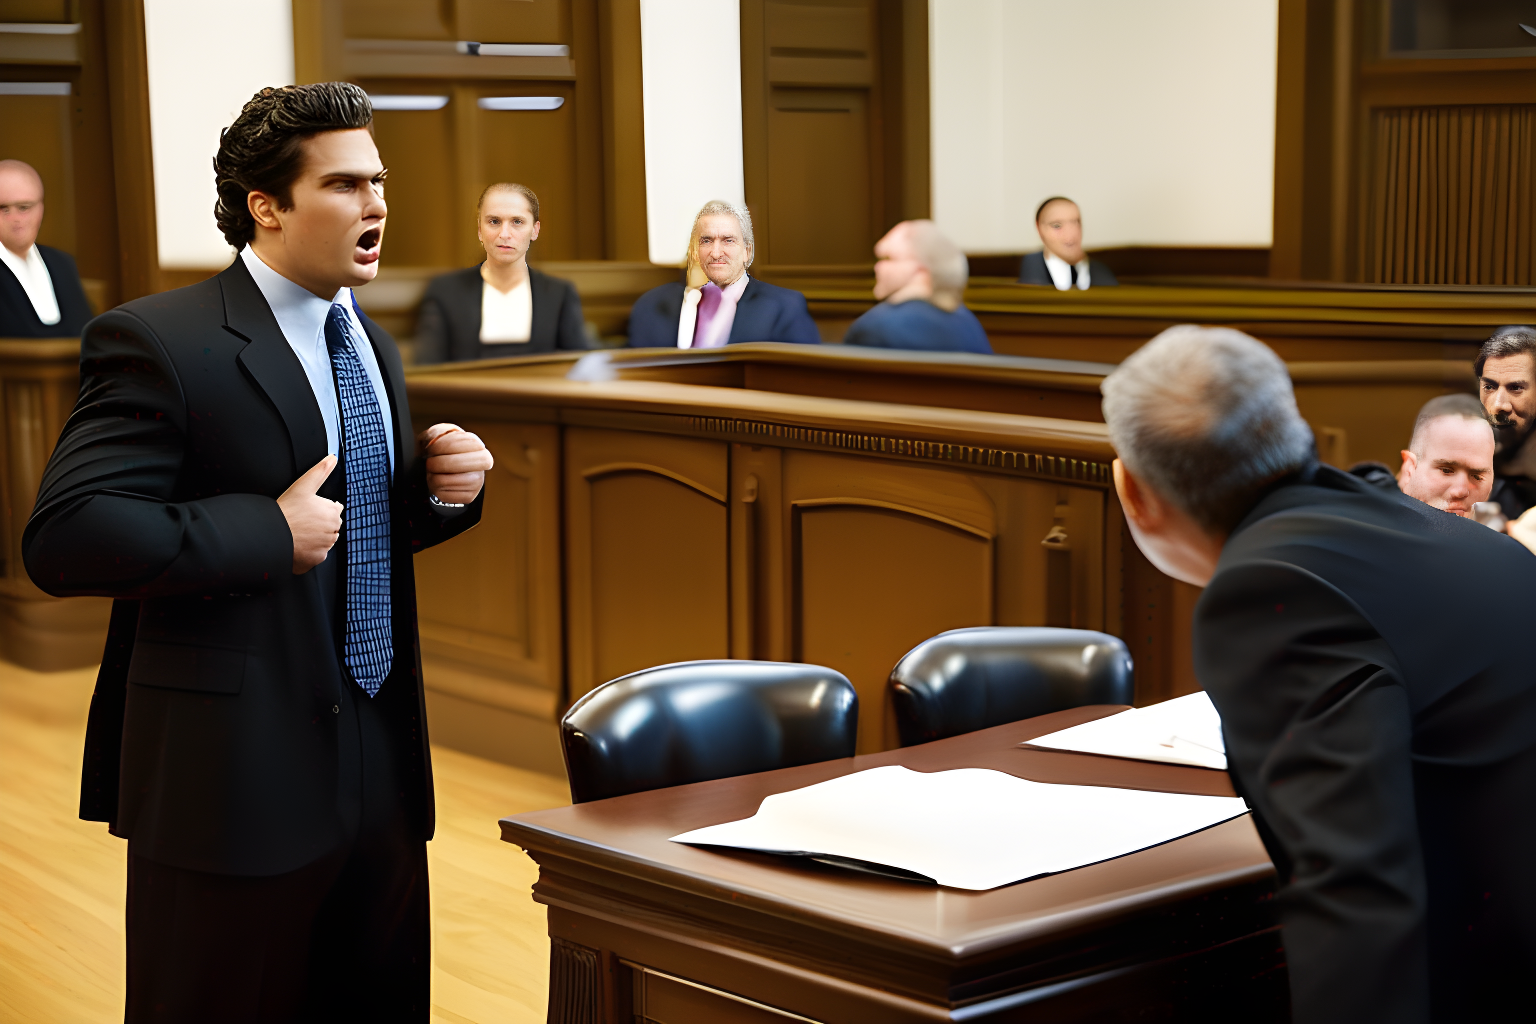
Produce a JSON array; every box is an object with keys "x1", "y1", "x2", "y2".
[{"x1": 325, "y1": 303, "x2": 392, "y2": 696}]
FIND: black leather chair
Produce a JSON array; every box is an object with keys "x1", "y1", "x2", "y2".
[
  {"x1": 888, "y1": 627, "x2": 1134, "y2": 746},
  {"x1": 559, "y1": 660, "x2": 859, "y2": 803}
]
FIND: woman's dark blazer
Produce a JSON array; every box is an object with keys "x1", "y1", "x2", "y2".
[
  {"x1": 415, "y1": 264, "x2": 588, "y2": 364},
  {"x1": 627, "y1": 277, "x2": 821, "y2": 347}
]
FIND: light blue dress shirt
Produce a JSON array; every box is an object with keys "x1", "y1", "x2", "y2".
[{"x1": 239, "y1": 246, "x2": 396, "y2": 473}]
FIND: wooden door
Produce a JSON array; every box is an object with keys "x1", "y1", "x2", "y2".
[
  {"x1": 564, "y1": 427, "x2": 731, "y2": 702},
  {"x1": 741, "y1": 0, "x2": 930, "y2": 266}
]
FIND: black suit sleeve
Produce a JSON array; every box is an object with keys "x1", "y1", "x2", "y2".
[
  {"x1": 554, "y1": 279, "x2": 590, "y2": 351},
  {"x1": 23, "y1": 310, "x2": 292, "y2": 598},
  {"x1": 414, "y1": 294, "x2": 450, "y2": 365},
  {"x1": 1195, "y1": 561, "x2": 1429, "y2": 1024}
]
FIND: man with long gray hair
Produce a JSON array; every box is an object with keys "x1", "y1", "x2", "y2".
[
  {"x1": 628, "y1": 199, "x2": 820, "y2": 348},
  {"x1": 1103, "y1": 325, "x2": 1536, "y2": 1023}
]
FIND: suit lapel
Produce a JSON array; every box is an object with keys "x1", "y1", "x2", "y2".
[
  {"x1": 223, "y1": 258, "x2": 329, "y2": 476},
  {"x1": 727, "y1": 277, "x2": 761, "y2": 343},
  {"x1": 528, "y1": 269, "x2": 555, "y2": 349}
]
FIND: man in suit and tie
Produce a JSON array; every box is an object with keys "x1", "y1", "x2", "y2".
[
  {"x1": 1018, "y1": 196, "x2": 1119, "y2": 290},
  {"x1": 23, "y1": 83, "x2": 493, "y2": 1022},
  {"x1": 1102, "y1": 325, "x2": 1536, "y2": 1023},
  {"x1": 0, "y1": 158, "x2": 94, "y2": 336},
  {"x1": 628, "y1": 199, "x2": 820, "y2": 348}
]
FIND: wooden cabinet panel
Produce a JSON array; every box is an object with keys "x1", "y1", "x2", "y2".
[
  {"x1": 974, "y1": 476, "x2": 1106, "y2": 634},
  {"x1": 565, "y1": 428, "x2": 730, "y2": 702},
  {"x1": 414, "y1": 421, "x2": 562, "y2": 714},
  {"x1": 473, "y1": 82, "x2": 579, "y2": 263},
  {"x1": 341, "y1": 0, "x2": 452, "y2": 39},
  {"x1": 767, "y1": 89, "x2": 871, "y2": 264},
  {"x1": 456, "y1": 0, "x2": 569, "y2": 43},
  {"x1": 782, "y1": 451, "x2": 996, "y2": 752}
]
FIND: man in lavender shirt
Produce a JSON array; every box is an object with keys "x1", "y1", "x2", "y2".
[{"x1": 627, "y1": 199, "x2": 821, "y2": 348}]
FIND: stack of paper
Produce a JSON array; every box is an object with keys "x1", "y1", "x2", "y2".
[
  {"x1": 1023, "y1": 691, "x2": 1226, "y2": 770},
  {"x1": 670, "y1": 765, "x2": 1248, "y2": 891}
]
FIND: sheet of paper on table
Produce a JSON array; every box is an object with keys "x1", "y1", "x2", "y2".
[
  {"x1": 669, "y1": 766, "x2": 1249, "y2": 891},
  {"x1": 1023, "y1": 691, "x2": 1227, "y2": 770}
]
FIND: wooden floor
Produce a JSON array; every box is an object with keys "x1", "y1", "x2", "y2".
[{"x1": 0, "y1": 659, "x2": 569, "y2": 1024}]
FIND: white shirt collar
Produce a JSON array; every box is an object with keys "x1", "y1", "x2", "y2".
[
  {"x1": 1041, "y1": 250, "x2": 1091, "y2": 291},
  {"x1": 0, "y1": 243, "x2": 61, "y2": 325},
  {"x1": 240, "y1": 245, "x2": 350, "y2": 348}
]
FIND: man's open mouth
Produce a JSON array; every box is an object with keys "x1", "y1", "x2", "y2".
[{"x1": 355, "y1": 227, "x2": 382, "y2": 264}]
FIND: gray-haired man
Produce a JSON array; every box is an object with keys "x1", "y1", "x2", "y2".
[{"x1": 1103, "y1": 325, "x2": 1536, "y2": 1023}]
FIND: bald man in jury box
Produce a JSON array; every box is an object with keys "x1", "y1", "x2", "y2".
[
  {"x1": 23, "y1": 83, "x2": 492, "y2": 1021},
  {"x1": 1104, "y1": 326, "x2": 1536, "y2": 1023},
  {"x1": 0, "y1": 158, "x2": 93, "y2": 337},
  {"x1": 842, "y1": 219, "x2": 992, "y2": 354},
  {"x1": 1018, "y1": 196, "x2": 1119, "y2": 291}
]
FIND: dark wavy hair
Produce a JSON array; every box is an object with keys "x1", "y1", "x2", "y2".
[
  {"x1": 1475, "y1": 325, "x2": 1536, "y2": 378},
  {"x1": 213, "y1": 83, "x2": 373, "y2": 249}
]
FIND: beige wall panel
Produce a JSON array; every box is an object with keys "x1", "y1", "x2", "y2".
[
  {"x1": 414, "y1": 422, "x2": 562, "y2": 707},
  {"x1": 766, "y1": 89, "x2": 871, "y2": 264},
  {"x1": 783, "y1": 451, "x2": 996, "y2": 751},
  {"x1": 565, "y1": 427, "x2": 730, "y2": 702},
  {"x1": 368, "y1": 97, "x2": 458, "y2": 268},
  {"x1": 0, "y1": 95, "x2": 75, "y2": 255}
]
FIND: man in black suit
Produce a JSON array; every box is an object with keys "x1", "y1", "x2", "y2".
[
  {"x1": 1101, "y1": 325, "x2": 1536, "y2": 1023},
  {"x1": 628, "y1": 199, "x2": 820, "y2": 347},
  {"x1": 23, "y1": 83, "x2": 493, "y2": 1022},
  {"x1": 1018, "y1": 196, "x2": 1119, "y2": 290},
  {"x1": 0, "y1": 158, "x2": 94, "y2": 336}
]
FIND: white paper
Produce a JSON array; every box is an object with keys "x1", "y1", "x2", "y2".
[
  {"x1": 1024, "y1": 692, "x2": 1227, "y2": 770},
  {"x1": 670, "y1": 766, "x2": 1248, "y2": 891}
]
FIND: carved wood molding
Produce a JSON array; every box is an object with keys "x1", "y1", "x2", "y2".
[{"x1": 685, "y1": 415, "x2": 1113, "y2": 486}]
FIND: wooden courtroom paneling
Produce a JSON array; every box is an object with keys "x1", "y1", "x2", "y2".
[
  {"x1": 1272, "y1": 0, "x2": 1536, "y2": 284},
  {"x1": 785, "y1": 452, "x2": 997, "y2": 752},
  {"x1": 413, "y1": 421, "x2": 563, "y2": 714},
  {"x1": 564, "y1": 428, "x2": 731, "y2": 704},
  {"x1": 407, "y1": 348, "x2": 1131, "y2": 770},
  {"x1": 741, "y1": 0, "x2": 929, "y2": 266},
  {"x1": 0, "y1": 341, "x2": 112, "y2": 670}
]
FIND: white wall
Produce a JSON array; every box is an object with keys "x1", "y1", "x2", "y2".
[
  {"x1": 638, "y1": 0, "x2": 745, "y2": 265},
  {"x1": 930, "y1": 0, "x2": 1278, "y2": 253},
  {"x1": 144, "y1": 0, "x2": 294, "y2": 269}
]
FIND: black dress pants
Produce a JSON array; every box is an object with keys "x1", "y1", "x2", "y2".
[{"x1": 124, "y1": 678, "x2": 429, "y2": 1023}]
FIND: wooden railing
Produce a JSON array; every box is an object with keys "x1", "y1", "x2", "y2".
[{"x1": 0, "y1": 339, "x2": 111, "y2": 670}]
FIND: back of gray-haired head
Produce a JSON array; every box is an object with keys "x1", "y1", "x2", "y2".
[
  {"x1": 1408, "y1": 393, "x2": 1489, "y2": 454},
  {"x1": 1101, "y1": 326, "x2": 1314, "y2": 534},
  {"x1": 692, "y1": 199, "x2": 754, "y2": 266},
  {"x1": 1475, "y1": 325, "x2": 1536, "y2": 377},
  {"x1": 904, "y1": 220, "x2": 968, "y2": 300}
]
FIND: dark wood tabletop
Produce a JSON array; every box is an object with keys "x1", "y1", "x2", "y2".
[{"x1": 501, "y1": 706, "x2": 1280, "y2": 1019}]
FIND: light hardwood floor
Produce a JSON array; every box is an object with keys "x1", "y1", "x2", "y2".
[{"x1": 0, "y1": 659, "x2": 568, "y2": 1024}]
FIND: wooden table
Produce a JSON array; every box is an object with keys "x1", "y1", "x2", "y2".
[{"x1": 501, "y1": 706, "x2": 1286, "y2": 1023}]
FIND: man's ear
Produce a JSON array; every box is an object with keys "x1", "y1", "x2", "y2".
[
  {"x1": 1398, "y1": 449, "x2": 1417, "y2": 484},
  {"x1": 247, "y1": 190, "x2": 282, "y2": 232},
  {"x1": 1113, "y1": 459, "x2": 1160, "y2": 530}
]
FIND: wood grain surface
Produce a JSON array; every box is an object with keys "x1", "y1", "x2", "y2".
[{"x1": 0, "y1": 657, "x2": 569, "y2": 1024}]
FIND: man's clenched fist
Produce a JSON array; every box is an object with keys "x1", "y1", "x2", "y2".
[{"x1": 420, "y1": 423, "x2": 492, "y2": 505}]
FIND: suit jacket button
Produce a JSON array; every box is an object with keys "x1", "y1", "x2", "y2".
[{"x1": 332, "y1": 705, "x2": 340, "y2": 713}]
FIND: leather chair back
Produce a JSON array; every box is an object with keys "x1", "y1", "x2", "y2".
[
  {"x1": 888, "y1": 627, "x2": 1134, "y2": 746},
  {"x1": 560, "y1": 660, "x2": 859, "y2": 803}
]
